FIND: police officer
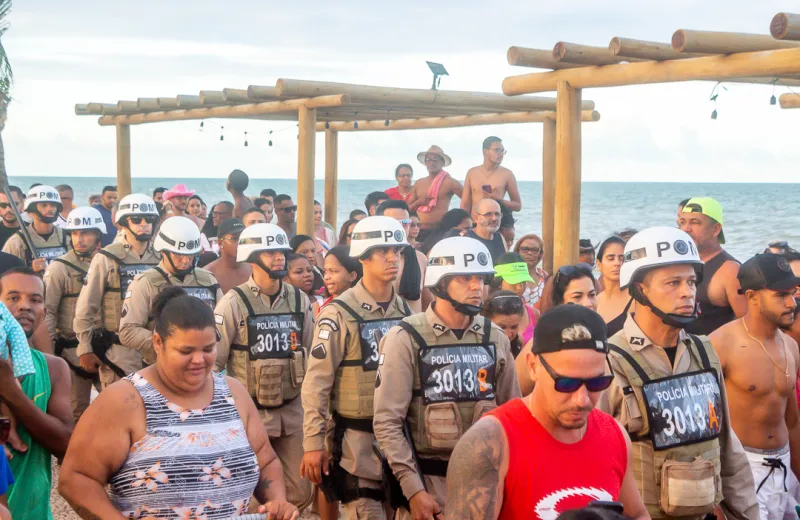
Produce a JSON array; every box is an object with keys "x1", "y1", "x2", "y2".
[
  {"x1": 44, "y1": 206, "x2": 106, "y2": 420},
  {"x1": 120, "y1": 216, "x2": 222, "y2": 366},
  {"x1": 373, "y1": 236, "x2": 521, "y2": 520},
  {"x1": 74, "y1": 194, "x2": 160, "y2": 388},
  {"x1": 301, "y1": 216, "x2": 413, "y2": 519},
  {"x1": 214, "y1": 222, "x2": 313, "y2": 512},
  {"x1": 596, "y1": 227, "x2": 758, "y2": 520},
  {"x1": 2, "y1": 184, "x2": 68, "y2": 273}
]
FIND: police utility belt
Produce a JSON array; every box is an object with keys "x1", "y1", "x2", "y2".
[
  {"x1": 231, "y1": 286, "x2": 305, "y2": 409},
  {"x1": 55, "y1": 336, "x2": 98, "y2": 381},
  {"x1": 90, "y1": 329, "x2": 127, "y2": 379},
  {"x1": 611, "y1": 334, "x2": 723, "y2": 517}
]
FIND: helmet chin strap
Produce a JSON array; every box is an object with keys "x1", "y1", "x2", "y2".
[
  {"x1": 72, "y1": 232, "x2": 101, "y2": 258},
  {"x1": 122, "y1": 218, "x2": 153, "y2": 242},
  {"x1": 254, "y1": 258, "x2": 287, "y2": 280},
  {"x1": 432, "y1": 287, "x2": 483, "y2": 317},
  {"x1": 630, "y1": 284, "x2": 698, "y2": 329},
  {"x1": 164, "y1": 251, "x2": 195, "y2": 280},
  {"x1": 30, "y1": 207, "x2": 59, "y2": 225}
]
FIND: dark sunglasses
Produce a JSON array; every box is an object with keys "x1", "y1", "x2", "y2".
[
  {"x1": 553, "y1": 263, "x2": 593, "y2": 287},
  {"x1": 0, "y1": 203, "x2": 9, "y2": 209},
  {"x1": 539, "y1": 355, "x2": 614, "y2": 393},
  {"x1": 519, "y1": 246, "x2": 543, "y2": 254},
  {"x1": 281, "y1": 206, "x2": 298, "y2": 213},
  {"x1": 128, "y1": 215, "x2": 157, "y2": 225}
]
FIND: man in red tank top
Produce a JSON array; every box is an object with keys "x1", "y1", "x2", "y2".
[{"x1": 445, "y1": 305, "x2": 650, "y2": 520}]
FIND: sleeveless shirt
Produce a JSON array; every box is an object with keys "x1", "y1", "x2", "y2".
[
  {"x1": 109, "y1": 372, "x2": 259, "y2": 519},
  {"x1": 685, "y1": 249, "x2": 739, "y2": 336},
  {"x1": 489, "y1": 399, "x2": 627, "y2": 520}
]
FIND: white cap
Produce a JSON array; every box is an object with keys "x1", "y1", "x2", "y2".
[
  {"x1": 348, "y1": 216, "x2": 409, "y2": 258},
  {"x1": 236, "y1": 223, "x2": 291, "y2": 263},
  {"x1": 424, "y1": 236, "x2": 495, "y2": 287},
  {"x1": 24, "y1": 185, "x2": 62, "y2": 212},
  {"x1": 63, "y1": 206, "x2": 107, "y2": 234},
  {"x1": 153, "y1": 216, "x2": 202, "y2": 255},
  {"x1": 620, "y1": 226, "x2": 704, "y2": 289},
  {"x1": 116, "y1": 194, "x2": 159, "y2": 224}
]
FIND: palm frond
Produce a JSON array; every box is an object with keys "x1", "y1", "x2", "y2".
[{"x1": 0, "y1": 0, "x2": 12, "y2": 96}]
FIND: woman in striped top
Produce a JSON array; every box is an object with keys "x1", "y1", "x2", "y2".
[{"x1": 59, "y1": 286, "x2": 299, "y2": 520}]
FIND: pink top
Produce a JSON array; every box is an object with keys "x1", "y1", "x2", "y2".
[{"x1": 522, "y1": 304, "x2": 536, "y2": 346}]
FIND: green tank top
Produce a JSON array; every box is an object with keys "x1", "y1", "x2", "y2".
[{"x1": 8, "y1": 349, "x2": 53, "y2": 520}]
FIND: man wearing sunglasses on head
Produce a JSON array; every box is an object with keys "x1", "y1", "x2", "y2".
[
  {"x1": 597, "y1": 227, "x2": 758, "y2": 520},
  {"x1": 373, "y1": 237, "x2": 520, "y2": 520},
  {"x1": 119, "y1": 216, "x2": 222, "y2": 367},
  {"x1": 74, "y1": 194, "x2": 161, "y2": 389},
  {"x1": 445, "y1": 304, "x2": 649, "y2": 520}
]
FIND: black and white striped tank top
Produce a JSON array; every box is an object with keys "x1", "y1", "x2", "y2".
[{"x1": 109, "y1": 371, "x2": 259, "y2": 519}]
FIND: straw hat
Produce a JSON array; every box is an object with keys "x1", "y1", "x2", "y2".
[
  {"x1": 163, "y1": 183, "x2": 196, "y2": 201},
  {"x1": 417, "y1": 145, "x2": 452, "y2": 167}
]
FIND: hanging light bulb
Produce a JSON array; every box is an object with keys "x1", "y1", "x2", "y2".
[
  {"x1": 244, "y1": 131, "x2": 248, "y2": 147},
  {"x1": 268, "y1": 130, "x2": 273, "y2": 147},
  {"x1": 199, "y1": 121, "x2": 204, "y2": 131},
  {"x1": 220, "y1": 125, "x2": 224, "y2": 141},
  {"x1": 353, "y1": 112, "x2": 358, "y2": 129},
  {"x1": 711, "y1": 109, "x2": 717, "y2": 120},
  {"x1": 325, "y1": 121, "x2": 330, "y2": 129},
  {"x1": 385, "y1": 109, "x2": 390, "y2": 127},
  {"x1": 770, "y1": 95, "x2": 777, "y2": 106}
]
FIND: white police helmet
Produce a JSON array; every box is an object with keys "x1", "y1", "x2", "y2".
[
  {"x1": 63, "y1": 206, "x2": 107, "y2": 234},
  {"x1": 236, "y1": 223, "x2": 291, "y2": 263},
  {"x1": 348, "y1": 216, "x2": 409, "y2": 258},
  {"x1": 153, "y1": 216, "x2": 202, "y2": 255},
  {"x1": 24, "y1": 185, "x2": 62, "y2": 212},
  {"x1": 115, "y1": 194, "x2": 159, "y2": 224},
  {"x1": 620, "y1": 227, "x2": 703, "y2": 289},
  {"x1": 424, "y1": 236, "x2": 495, "y2": 288}
]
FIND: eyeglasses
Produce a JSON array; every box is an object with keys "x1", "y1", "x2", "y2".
[
  {"x1": 519, "y1": 246, "x2": 543, "y2": 255},
  {"x1": 397, "y1": 173, "x2": 413, "y2": 178},
  {"x1": 128, "y1": 216, "x2": 157, "y2": 225},
  {"x1": 424, "y1": 156, "x2": 443, "y2": 163},
  {"x1": 409, "y1": 222, "x2": 421, "y2": 228},
  {"x1": 281, "y1": 206, "x2": 298, "y2": 213},
  {"x1": 398, "y1": 219, "x2": 412, "y2": 225},
  {"x1": 489, "y1": 148, "x2": 507, "y2": 155},
  {"x1": 553, "y1": 263, "x2": 594, "y2": 288},
  {"x1": 539, "y1": 355, "x2": 614, "y2": 393}
]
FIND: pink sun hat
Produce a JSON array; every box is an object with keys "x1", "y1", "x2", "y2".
[{"x1": 163, "y1": 184, "x2": 196, "y2": 201}]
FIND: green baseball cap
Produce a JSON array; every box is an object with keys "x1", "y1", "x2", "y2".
[
  {"x1": 682, "y1": 197, "x2": 725, "y2": 244},
  {"x1": 494, "y1": 261, "x2": 534, "y2": 285}
]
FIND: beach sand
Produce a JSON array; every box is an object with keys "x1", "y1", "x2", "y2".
[{"x1": 50, "y1": 458, "x2": 325, "y2": 519}]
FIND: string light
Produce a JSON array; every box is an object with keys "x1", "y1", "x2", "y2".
[
  {"x1": 219, "y1": 125, "x2": 224, "y2": 141},
  {"x1": 268, "y1": 130, "x2": 273, "y2": 147},
  {"x1": 384, "y1": 109, "x2": 391, "y2": 127},
  {"x1": 770, "y1": 78, "x2": 778, "y2": 106},
  {"x1": 325, "y1": 121, "x2": 330, "y2": 129},
  {"x1": 244, "y1": 131, "x2": 248, "y2": 147},
  {"x1": 709, "y1": 82, "x2": 726, "y2": 120},
  {"x1": 199, "y1": 121, "x2": 204, "y2": 131},
  {"x1": 353, "y1": 111, "x2": 358, "y2": 130}
]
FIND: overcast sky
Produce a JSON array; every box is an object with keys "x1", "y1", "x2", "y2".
[{"x1": 3, "y1": 0, "x2": 799, "y2": 183}]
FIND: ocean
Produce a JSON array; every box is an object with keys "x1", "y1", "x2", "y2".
[{"x1": 11, "y1": 176, "x2": 799, "y2": 263}]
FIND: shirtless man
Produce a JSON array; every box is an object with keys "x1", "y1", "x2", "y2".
[
  {"x1": 680, "y1": 197, "x2": 747, "y2": 335},
  {"x1": 228, "y1": 169, "x2": 255, "y2": 219},
  {"x1": 407, "y1": 145, "x2": 462, "y2": 242},
  {"x1": 460, "y1": 137, "x2": 521, "y2": 213},
  {"x1": 205, "y1": 218, "x2": 251, "y2": 294},
  {"x1": 710, "y1": 253, "x2": 800, "y2": 520}
]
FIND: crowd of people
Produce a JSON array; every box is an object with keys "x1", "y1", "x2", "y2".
[{"x1": 0, "y1": 136, "x2": 793, "y2": 520}]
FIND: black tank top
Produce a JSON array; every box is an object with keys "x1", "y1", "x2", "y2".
[
  {"x1": 606, "y1": 298, "x2": 633, "y2": 337},
  {"x1": 685, "y1": 249, "x2": 739, "y2": 336}
]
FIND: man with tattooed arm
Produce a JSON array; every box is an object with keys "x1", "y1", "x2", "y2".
[{"x1": 445, "y1": 305, "x2": 649, "y2": 520}]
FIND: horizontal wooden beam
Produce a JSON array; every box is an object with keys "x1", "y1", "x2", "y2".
[
  {"x1": 672, "y1": 29, "x2": 800, "y2": 54},
  {"x1": 507, "y1": 47, "x2": 582, "y2": 69},
  {"x1": 177, "y1": 95, "x2": 203, "y2": 108},
  {"x1": 117, "y1": 100, "x2": 138, "y2": 113},
  {"x1": 198, "y1": 90, "x2": 226, "y2": 105},
  {"x1": 222, "y1": 88, "x2": 252, "y2": 103},
  {"x1": 780, "y1": 93, "x2": 800, "y2": 108},
  {"x1": 316, "y1": 110, "x2": 600, "y2": 132},
  {"x1": 157, "y1": 98, "x2": 180, "y2": 110},
  {"x1": 553, "y1": 42, "x2": 647, "y2": 65},
  {"x1": 771, "y1": 13, "x2": 800, "y2": 41},
  {"x1": 137, "y1": 98, "x2": 160, "y2": 111},
  {"x1": 97, "y1": 95, "x2": 350, "y2": 126},
  {"x1": 609, "y1": 37, "x2": 707, "y2": 61},
  {"x1": 276, "y1": 78, "x2": 594, "y2": 111},
  {"x1": 246, "y1": 85, "x2": 282, "y2": 99},
  {"x1": 503, "y1": 47, "x2": 800, "y2": 94}
]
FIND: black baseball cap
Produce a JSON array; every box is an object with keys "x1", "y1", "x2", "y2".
[
  {"x1": 738, "y1": 253, "x2": 800, "y2": 293},
  {"x1": 532, "y1": 304, "x2": 609, "y2": 354},
  {"x1": 218, "y1": 218, "x2": 245, "y2": 237}
]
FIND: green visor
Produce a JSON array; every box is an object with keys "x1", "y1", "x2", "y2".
[{"x1": 494, "y1": 262, "x2": 534, "y2": 285}]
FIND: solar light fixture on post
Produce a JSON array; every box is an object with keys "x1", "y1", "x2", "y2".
[{"x1": 427, "y1": 61, "x2": 448, "y2": 90}]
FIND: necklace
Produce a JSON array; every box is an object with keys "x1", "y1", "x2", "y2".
[{"x1": 743, "y1": 319, "x2": 790, "y2": 383}]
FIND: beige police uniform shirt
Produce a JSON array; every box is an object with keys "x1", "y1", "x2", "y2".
[
  {"x1": 373, "y1": 305, "x2": 522, "y2": 500},
  {"x1": 214, "y1": 277, "x2": 313, "y2": 438},
  {"x1": 597, "y1": 315, "x2": 759, "y2": 520},
  {"x1": 119, "y1": 264, "x2": 223, "y2": 365},
  {"x1": 43, "y1": 253, "x2": 93, "y2": 339},
  {"x1": 74, "y1": 239, "x2": 160, "y2": 358},
  {"x1": 2, "y1": 224, "x2": 65, "y2": 264},
  {"x1": 302, "y1": 281, "x2": 410, "y2": 480}
]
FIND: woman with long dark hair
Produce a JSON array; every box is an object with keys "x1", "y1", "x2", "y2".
[
  {"x1": 596, "y1": 236, "x2": 634, "y2": 336},
  {"x1": 419, "y1": 208, "x2": 473, "y2": 255}
]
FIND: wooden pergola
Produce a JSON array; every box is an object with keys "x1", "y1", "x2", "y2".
[
  {"x1": 75, "y1": 79, "x2": 599, "y2": 242},
  {"x1": 503, "y1": 10, "x2": 800, "y2": 272}
]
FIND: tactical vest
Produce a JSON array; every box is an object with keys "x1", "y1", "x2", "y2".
[
  {"x1": 229, "y1": 283, "x2": 306, "y2": 408},
  {"x1": 331, "y1": 293, "x2": 411, "y2": 420},
  {"x1": 17, "y1": 226, "x2": 67, "y2": 266},
  {"x1": 98, "y1": 242, "x2": 159, "y2": 333},
  {"x1": 51, "y1": 251, "x2": 89, "y2": 338},
  {"x1": 609, "y1": 334, "x2": 724, "y2": 519},
  {"x1": 139, "y1": 267, "x2": 220, "y2": 330},
  {"x1": 397, "y1": 313, "x2": 499, "y2": 460}
]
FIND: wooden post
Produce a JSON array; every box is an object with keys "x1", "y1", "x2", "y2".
[
  {"x1": 542, "y1": 117, "x2": 556, "y2": 275},
  {"x1": 296, "y1": 106, "x2": 317, "y2": 236},
  {"x1": 324, "y1": 130, "x2": 339, "y2": 229},
  {"x1": 116, "y1": 124, "x2": 132, "y2": 198},
  {"x1": 552, "y1": 81, "x2": 582, "y2": 272}
]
